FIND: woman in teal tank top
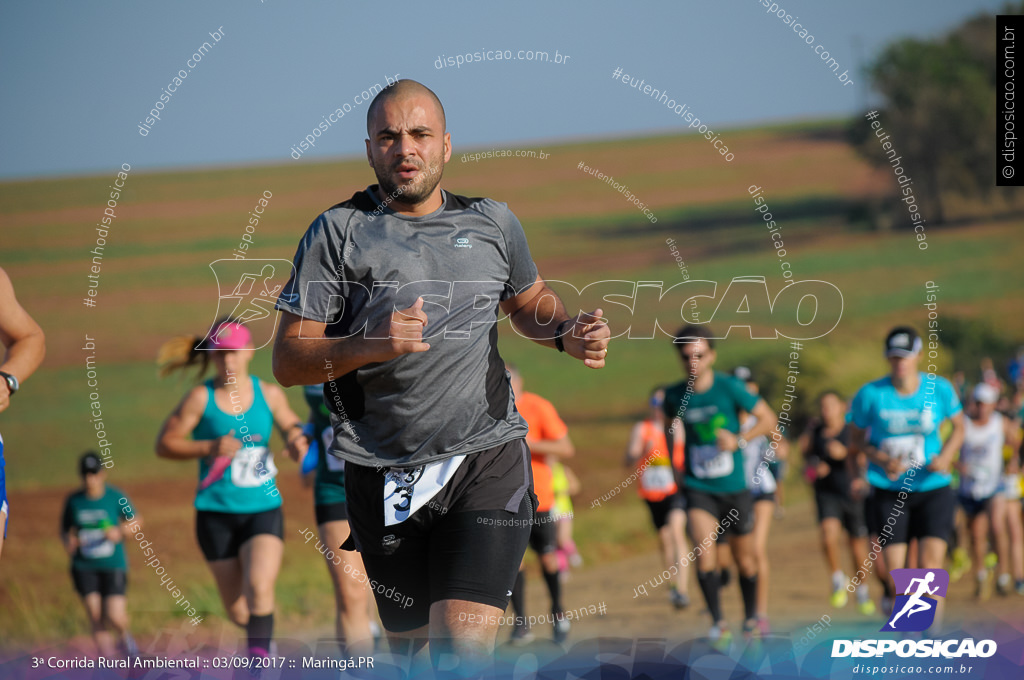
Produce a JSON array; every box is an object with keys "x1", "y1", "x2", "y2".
[{"x1": 155, "y1": 320, "x2": 307, "y2": 661}]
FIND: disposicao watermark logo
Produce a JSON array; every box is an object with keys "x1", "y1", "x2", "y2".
[
  {"x1": 881, "y1": 568, "x2": 948, "y2": 632},
  {"x1": 831, "y1": 568, "x2": 997, "y2": 660}
]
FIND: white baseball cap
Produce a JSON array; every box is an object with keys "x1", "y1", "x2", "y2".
[{"x1": 973, "y1": 383, "x2": 999, "y2": 405}]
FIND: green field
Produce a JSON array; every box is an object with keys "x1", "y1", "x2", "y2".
[{"x1": 2, "y1": 119, "x2": 1022, "y2": 647}]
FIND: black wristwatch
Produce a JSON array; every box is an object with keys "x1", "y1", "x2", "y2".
[
  {"x1": 554, "y1": 319, "x2": 572, "y2": 353},
  {"x1": 0, "y1": 371, "x2": 18, "y2": 396}
]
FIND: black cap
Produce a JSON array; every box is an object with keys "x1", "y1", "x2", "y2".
[
  {"x1": 885, "y1": 326, "x2": 922, "y2": 358},
  {"x1": 79, "y1": 452, "x2": 103, "y2": 476}
]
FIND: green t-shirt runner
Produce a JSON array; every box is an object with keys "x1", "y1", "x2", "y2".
[
  {"x1": 305, "y1": 384, "x2": 346, "y2": 507},
  {"x1": 663, "y1": 371, "x2": 759, "y2": 494},
  {"x1": 61, "y1": 486, "x2": 131, "y2": 572}
]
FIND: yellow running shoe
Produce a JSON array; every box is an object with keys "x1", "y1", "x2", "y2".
[
  {"x1": 858, "y1": 599, "x2": 877, "y2": 615},
  {"x1": 830, "y1": 587, "x2": 849, "y2": 609},
  {"x1": 950, "y1": 547, "x2": 971, "y2": 582},
  {"x1": 710, "y1": 624, "x2": 733, "y2": 652}
]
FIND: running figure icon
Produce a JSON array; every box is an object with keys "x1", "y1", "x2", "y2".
[
  {"x1": 887, "y1": 572, "x2": 938, "y2": 628},
  {"x1": 881, "y1": 568, "x2": 949, "y2": 632}
]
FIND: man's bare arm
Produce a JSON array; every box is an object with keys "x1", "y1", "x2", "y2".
[
  {"x1": 272, "y1": 301, "x2": 430, "y2": 387},
  {"x1": 499, "y1": 275, "x2": 610, "y2": 369},
  {"x1": 528, "y1": 433, "x2": 575, "y2": 459},
  {"x1": 0, "y1": 267, "x2": 46, "y2": 412}
]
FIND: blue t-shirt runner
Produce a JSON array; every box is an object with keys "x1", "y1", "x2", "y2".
[
  {"x1": 851, "y1": 372, "x2": 962, "y2": 493},
  {"x1": 848, "y1": 326, "x2": 965, "y2": 606}
]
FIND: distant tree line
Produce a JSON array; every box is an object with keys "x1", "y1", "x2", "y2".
[{"x1": 850, "y1": 2, "x2": 1023, "y2": 225}]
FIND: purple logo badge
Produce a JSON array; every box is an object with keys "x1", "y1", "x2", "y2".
[{"x1": 881, "y1": 568, "x2": 949, "y2": 632}]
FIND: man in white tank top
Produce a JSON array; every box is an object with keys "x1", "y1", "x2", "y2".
[{"x1": 957, "y1": 383, "x2": 1020, "y2": 597}]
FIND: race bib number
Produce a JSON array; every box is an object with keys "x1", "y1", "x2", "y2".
[
  {"x1": 321, "y1": 428, "x2": 345, "y2": 472},
  {"x1": 78, "y1": 527, "x2": 115, "y2": 560},
  {"x1": 383, "y1": 455, "x2": 465, "y2": 526},
  {"x1": 880, "y1": 434, "x2": 925, "y2": 468},
  {"x1": 641, "y1": 464, "x2": 675, "y2": 493},
  {"x1": 1003, "y1": 474, "x2": 1023, "y2": 500},
  {"x1": 231, "y1": 446, "x2": 277, "y2": 488},
  {"x1": 690, "y1": 443, "x2": 734, "y2": 479},
  {"x1": 962, "y1": 466, "x2": 998, "y2": 499}
]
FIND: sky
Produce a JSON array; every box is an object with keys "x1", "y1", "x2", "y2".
[{"x1": 0, "y1": 0, "x2": 1007, "y2": 179}]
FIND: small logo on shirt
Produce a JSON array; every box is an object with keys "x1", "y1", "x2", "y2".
[{"x1": 454, "y1": 237, "x2": 472, "y2": 249}]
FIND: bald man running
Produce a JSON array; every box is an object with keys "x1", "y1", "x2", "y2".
[{"x1": 273, "y1": 79, "x2": 610, "y2": 675}]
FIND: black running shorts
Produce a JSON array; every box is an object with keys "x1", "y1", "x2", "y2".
[
  {"x1": 72, "y1": 568, "x2": 127, "y2": 597},
  {"x1": 957, "y1": 493, "x2": 995, "y2": 519},
  {"x1": 866, "y1": 485, "x2": 955, "y2": 544},
  {"x1": 684, "y1": 488, "x2": 755, "y2": 536},
  {"x1": 528, "y1": 511, "x2": 558, "y2": 555},
  {"x1": 195, "y1": 507, "x2": 284, "y2": 561},
  {"x1": 343, "y1": 438, "x2": 534, "y2": 632},
  {"x1": 815, "y1": 488, "x2": 868, "y2": 538},
  {"x1": 644, "y1": 493, "x2": 686, "y2": 530}
]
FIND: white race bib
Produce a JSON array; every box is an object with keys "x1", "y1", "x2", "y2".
[
  {"x1": 690, "y1": 443, "x2": 734, "y2": 479},
  {"x1": 641, "y1": 463, "x2": 675, "y2": 493},
  {"x1": 383, "y1": 455, "x2": 465, "y2": 526},
  {"x1": 78, "y1": 528, "x2": 115, "y2": 559},
  {"x1": 1002, "y1": 474, "x2": 1023, "y2": 500},
  {"x1": 961, "y1": 466, "x2": 999, "y2": 499},
  {"x1": 880, "y1": 434, "x2": 926, "y2": 468},
  {"x1": 231, "y1": 446, "x2": 277, "y2": 488}
]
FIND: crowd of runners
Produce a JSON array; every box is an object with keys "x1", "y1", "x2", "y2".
[
  {"x1": 620, "y1": 323, "x2": 1024, "y2": 649},
  {"x1": 2, "y1": 79, "x2": 1023, "y2": 678},
  {"x1": 35, "y1": 314, "x2": 1024, "y2": 666},
  {"x1": 43, "y1": 314, "x2": 1024, "y2": 666}
]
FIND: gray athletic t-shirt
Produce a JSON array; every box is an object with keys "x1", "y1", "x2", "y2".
[{"x1": 275, "y1": 185, "x2": 538, "y2": 468}]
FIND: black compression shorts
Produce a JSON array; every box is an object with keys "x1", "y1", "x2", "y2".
[{"x1": 528, "y1": 511, "x2": 558, "y2": 555}]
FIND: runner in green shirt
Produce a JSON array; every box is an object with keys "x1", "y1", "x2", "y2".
[
  {"x1": 662, "y1": 325, "x2": 778, "y2": 647},
  {"x1": 303, "y1": 383, "x2": 374, "y2": 656},
  {"x1": 61, "y1": 452, "x2": 140, "y2": 658}
]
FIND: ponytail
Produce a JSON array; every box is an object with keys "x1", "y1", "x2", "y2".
[{"x1": 157, "y1": 335, "x2": 209, "y2": 379}]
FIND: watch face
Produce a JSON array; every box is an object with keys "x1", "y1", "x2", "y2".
[{"x1": 2, "y1": 373, "x2": 16, "y2": 393}]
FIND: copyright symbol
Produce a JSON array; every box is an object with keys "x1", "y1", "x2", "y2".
[{"x1": 1003, "y1": 166, "x2": 1015, "y2": 179}]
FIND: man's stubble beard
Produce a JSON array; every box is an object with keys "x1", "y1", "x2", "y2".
[{"x1": 374, "y1": 153, "x2": 446, "y2": 205}]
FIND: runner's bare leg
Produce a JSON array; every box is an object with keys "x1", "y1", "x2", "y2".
[{"x1": 430, "y1": 599, "x2": 503, "y2": 677}]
